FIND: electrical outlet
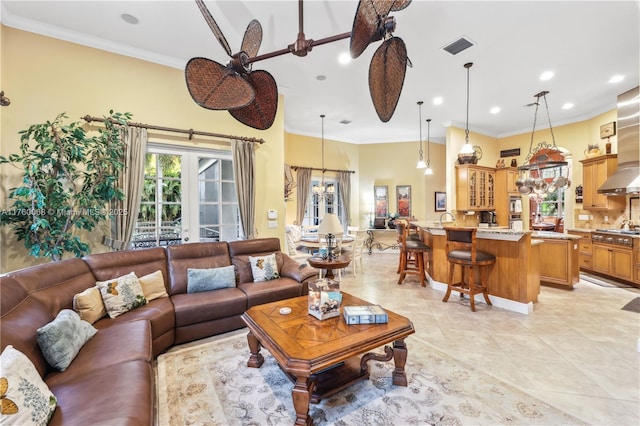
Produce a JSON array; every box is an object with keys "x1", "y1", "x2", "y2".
[
  {"x1": 604, "y1": 215, "x2": 609, "y2": 222},
  {"x1": 578, "y1": 214, "x2": 589, "y2": 220}
]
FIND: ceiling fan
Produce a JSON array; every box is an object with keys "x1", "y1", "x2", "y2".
[{"x1": 185, "y1": 0, "x2": 412, "y2": 130}]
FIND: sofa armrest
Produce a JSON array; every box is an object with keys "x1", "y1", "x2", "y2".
[{"x1": 280, "y1": 254, "x2": 317, "y2": 283}]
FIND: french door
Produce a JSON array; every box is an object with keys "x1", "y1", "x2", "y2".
[{"x1": 133, "y1": 145, "x2": 239, "y2": 248}]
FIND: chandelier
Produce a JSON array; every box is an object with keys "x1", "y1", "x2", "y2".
[
  {"x1": 312, "y1": 114, "x2": 335, "y2": 203},
  {"x1": 516, "y1": 91, "x2": 569, "y2": 201}
]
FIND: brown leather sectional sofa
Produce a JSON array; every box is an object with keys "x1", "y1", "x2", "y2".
[{"x1": 0, "y1": 237, "x2": 316, "y2": 425}]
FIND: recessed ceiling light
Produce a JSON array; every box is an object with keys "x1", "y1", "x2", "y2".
[
  {"x1": 609, "y1": 75, "x2": 624, "y2": 83},
  {"x1": 121, "y1": 13, "x2": 139, "y2": 25},
  {"x1": 338, "y1": 52, "x2": 351, "y2": 65},
  {"x1": 316, "y1": 75, "x2": 326, "y2": 81},
  {"x1": 562, "y1": 102, "x2": 574, "y2": 110},
  {"x1": 490, "y1": 106, "x2": 500, "y2": 114},
  {"x1": 433, "y1": 97, "x2": 443, "y2": 105},
  {"x1": 540, "y1": 71, "x2": 554, "y2": 81}
]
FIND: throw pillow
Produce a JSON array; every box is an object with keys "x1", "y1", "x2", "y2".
[
  {"x1": 285, "y1": 225, "x2": 302, "y2": 256},
  {"x1": 36, "y1": 309, "x2": 98, "y2": 371},
  {"x1": 249, "y1": 253, "x2": 280, "y2": 282},
  {"x1": 96, "y1": 272, "x2": 147, "y2": 319},
  {"x1": 138, "y1": 270, "x2": 169, "y2": 301},
  {"x1": 72, "y1": 286, "x2": 107, "y2": 324},
  {"x1": 0, "y1": 345, "x2": 57, "y2": 425},
  {"x1": 187, "y1": 265, "x2": 236, "y2": 293}
]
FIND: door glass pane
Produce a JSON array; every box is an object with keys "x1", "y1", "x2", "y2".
[
  {"x1": 199, "y1": 181, "x2": 219, "y2": 202},
  {"x1": 221, "y1": 182, "x2": 237, "y2": 202},
  {"x1": 200, "y1": 204, "x2": 219, "y2": 224},
  {"x1": 221, "y1": 160, "x2": 234, "y2": 180}
]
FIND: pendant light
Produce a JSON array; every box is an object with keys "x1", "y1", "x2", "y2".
[
  {"x1": 416, "y1": 101, "x2": 426, "y2": 169},
  {"x1": 458, "y1": 62, "x2": 475, "y2": 156},
  {"x1": 425, "y1": 118, "x2": 433, "y2": 175},
  {"x1": 312, "y1": 114, "x2": 335, "y2": 202}
]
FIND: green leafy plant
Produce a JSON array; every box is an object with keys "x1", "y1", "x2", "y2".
[{"x1": 0, "y1": 111, "x2": 131, "y2": 260}]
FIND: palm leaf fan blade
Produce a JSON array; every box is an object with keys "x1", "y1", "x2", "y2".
[
  {"x1": 229, "y1": 70, "x2": 278, "y2": 130},
  {"x1": 185, "y1": 58, "x2": 254, "y2": 110},
  {"x1": 368, "y1": 37, "x2": 407, "y2": 122}
]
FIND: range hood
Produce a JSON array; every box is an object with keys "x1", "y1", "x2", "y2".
[{"x1": 598, "y1": 86, "x2": 640, "y2": 196}]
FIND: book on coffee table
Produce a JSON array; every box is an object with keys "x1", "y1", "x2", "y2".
[{"x1": 343, "y1": 305, "x2": 388, "y2": 325}]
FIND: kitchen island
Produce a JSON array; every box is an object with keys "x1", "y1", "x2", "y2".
[
  {"x1": 413, "y1": 221, "x2": 540, "y2": 314},
  {"x1": 530, "y1": 231, "x2": 580, "y2": 288}
]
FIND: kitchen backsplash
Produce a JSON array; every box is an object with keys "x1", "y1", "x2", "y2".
[{"x1": 573, "y1": 196, "x2": 638, "y2": 229}]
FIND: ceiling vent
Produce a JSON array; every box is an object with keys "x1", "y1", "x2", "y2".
[
  {"x1": 441, "y1": 37, "x2": 475, "y2": 55},
  {"x1": 340, "y1": 119, "x2": 351, "y2": 125}
]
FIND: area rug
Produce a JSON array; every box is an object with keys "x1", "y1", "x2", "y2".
[
  {"x1": 156, "y1": 332, "x2": 585, "y2": 425},
  {"x1": 622, "y1": 297, "x2": 640, "y2": 313}
]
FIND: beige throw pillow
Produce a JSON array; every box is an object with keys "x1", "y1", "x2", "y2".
[
  {"x1": 73, "y1": 286, "x2": 107, "y2": 324},
  {"x1": 139, "y1": 270, "x2": 169, "y2": 301},
  {"x1": 96, "y1": 272, "x2": 147, "y2": 318}
]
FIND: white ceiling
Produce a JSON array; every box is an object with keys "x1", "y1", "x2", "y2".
[{"x1": 2, "y1": 1, "x2": 639, "y2": 144}]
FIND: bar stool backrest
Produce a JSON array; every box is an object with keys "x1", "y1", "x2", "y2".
[{"x1": 444, "y1": 227, "x2": 477, "y2": 262}]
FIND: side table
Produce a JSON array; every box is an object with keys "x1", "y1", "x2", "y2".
[{"x1": 306, "y1": 255, "x2": 351, "y2": 280}]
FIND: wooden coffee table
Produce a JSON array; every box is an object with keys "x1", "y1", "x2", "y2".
[{"x1": 241, "y1": 292, "x2": 415, "y2": 425}]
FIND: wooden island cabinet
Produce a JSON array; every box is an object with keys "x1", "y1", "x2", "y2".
[
  {"x1": 413, "y1": 223, "x2": 539, "y2": 314},
  {"x1": 532, "y1": 233, "x2": 580, "y2": 288}
]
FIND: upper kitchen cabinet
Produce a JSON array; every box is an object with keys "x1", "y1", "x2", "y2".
[
  {"x1": 456, "y1": 164, "x2": 495, "y2": 211},
  {"x1": 580, "y1": 154, "x2": 626, "y2": 211}
]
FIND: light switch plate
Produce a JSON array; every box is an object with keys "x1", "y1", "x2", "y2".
[{"x1": 268, "y1": 220, "x2": 277, "y2": 229}]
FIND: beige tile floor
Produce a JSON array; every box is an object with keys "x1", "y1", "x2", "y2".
[{"x1": 335, "y1": 252, "x2": 640, "y2": 426}]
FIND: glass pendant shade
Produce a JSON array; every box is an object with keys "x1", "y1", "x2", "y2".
[{"x1": 417, "y1": 159, "x2": 427, "y2": 169}]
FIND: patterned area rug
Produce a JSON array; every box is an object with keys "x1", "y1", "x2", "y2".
[{"x1": 156, "y1": 332, "x2": 586, "y2": 425}]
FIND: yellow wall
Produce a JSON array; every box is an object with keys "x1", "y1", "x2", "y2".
[{"x1": 0, "y1": 26, "x2": 285, "y2": 272}]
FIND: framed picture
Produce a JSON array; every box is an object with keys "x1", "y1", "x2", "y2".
[
  {"x1": 435, "y1": 191, "x2": 447, "y2": 212},
  {"x1": 396, "y1": 185, "x2": 411, "y2": 217},
  {"x1": 374, "y1": 185, "x2": 388, "y2": 218}
]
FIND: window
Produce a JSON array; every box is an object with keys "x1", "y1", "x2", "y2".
[
  {"x1": 302, "y1": 177, "x2": 342, "y2": 226},
  {"x1": 133, "y1": 145, "x2": 239, "y2": 248}
]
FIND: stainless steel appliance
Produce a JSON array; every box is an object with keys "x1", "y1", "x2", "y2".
[
  {"x1": 479, "y1": 211, "x2": 497, "y2": 227},
  {"x1": 592, "y1": 229, "x2": 639, "y2": 247},
  {"x1": 598, "y1": 86, "x2": 639, "y2": 195}
]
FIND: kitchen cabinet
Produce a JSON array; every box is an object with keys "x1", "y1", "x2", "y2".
[
  {"x1": 535, "y1": 237, "x2": 579, "y2": 288},
  {"x1": 580, "y1": 155, "x2": 625, "y2": 211},
  {"x1": 634, "y1": 239, "x2": 640, "y2": 285},
  {"x1": 592, "y1": 242, "x2": 633, "y2": 281},
  {"x1": 455, "y1": 165, "x2": 495, "y2": 211},
  {"x1": 495, "y1": 167, "x2": 522, "y2": 227},
  {"x1": 568, "y1": 230, "x2": 593, "y2": 270}
]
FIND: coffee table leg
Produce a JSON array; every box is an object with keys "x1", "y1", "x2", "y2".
[
  {"x1": 392, "y1": 339, "x2": 408, "y2": 386},
  {"x1": 246, "y1": 331, "x2": 264, "y2": 368},
  {"x1": 292, "y1": 375, "x2": 314, "y2": 425}
]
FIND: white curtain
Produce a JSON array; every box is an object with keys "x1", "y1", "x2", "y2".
[
  {"x1": 295, "y1": 167, "x2": 312, "y2": 225},
  {"x1": 232, "y1": 140, "x2": 256, "y2": 239},
  {"x1": 104, "y1": 126, "x2": 147, "y2": 250},
  {"x1": 338, "y1": 171, "x2": 351, "y2": 227}
]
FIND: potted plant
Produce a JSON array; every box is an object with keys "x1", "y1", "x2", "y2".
[{"x1": 0, "y1": 111, "x2": 131, "y2": 260}]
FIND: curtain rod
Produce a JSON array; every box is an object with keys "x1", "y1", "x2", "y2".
[
  {"x1": 290, "y1": 165, "x2": 355, "y2": 174},
  {"x1": 81, "y1": 115, "x2": 265, "y2": 144}
]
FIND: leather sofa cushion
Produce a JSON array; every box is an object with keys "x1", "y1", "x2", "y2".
[
  {"x1": 1, "y1": 276, "x2": 56, "y2": 378},
  {"x1": 47, "y1": 360, "x2": 153, "y2": 426},
  {"x1": 45, "y1": 319, "x2": 152, "y2": 387},
  {"x1": 238, "y1": 277, "x2": 304, "y2": 308},
  {"x1": 171, "y1": 287, "x2": 246, "y2": 327},
  {"x1": 94, "y1": 297, "x2": 175, "y2": 348},
  {"x1": 166, "y1": 242, "x2": 231, "y2": 295},
  {"x1": 229, "y1": 238, "x2": 285, "y2": 284},
  {"x1": 8, "y1": 258, "x2": 97, "y2": 319},
  {"x1": 84, "y1": 247, "x2": 170, "y2": 295}
]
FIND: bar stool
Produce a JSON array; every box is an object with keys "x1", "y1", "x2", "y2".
[
  {"x1": 396, "y1": 222, "x2": 430, "y2": 287},
  {"x1": 443, "y1": 227, "x2": 495, "y2": 312}
]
